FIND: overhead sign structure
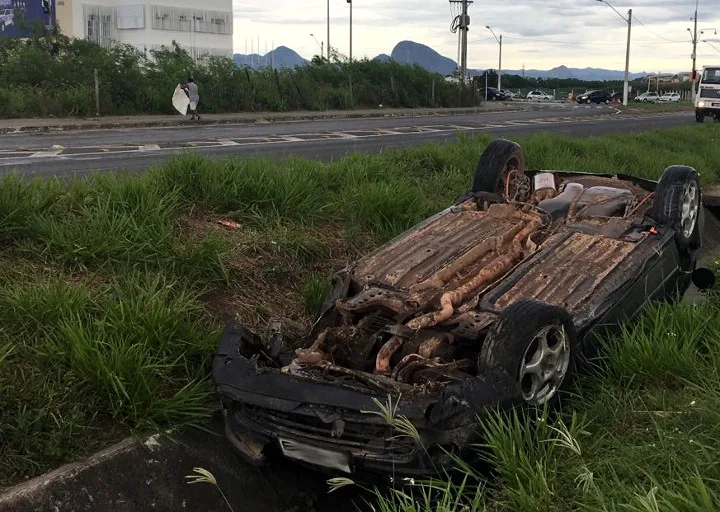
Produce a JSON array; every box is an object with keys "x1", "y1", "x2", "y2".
[{"x1": 0, "y1": 0, "x2": 55, "y2": 38}]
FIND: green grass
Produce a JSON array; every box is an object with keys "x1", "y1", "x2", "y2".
[
  {"x1": 1, "y1": 125, "x2": 719, "y2": 489},
  {"x1": 618, "y1": 101, "x2": 693, "y2": 112}
]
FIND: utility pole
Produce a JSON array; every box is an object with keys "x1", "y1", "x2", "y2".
[
  {"x1": 595, "y1": 1, "x2": 632, "y2": 106},
  {"x1": 449, "y1": 0, "x2": 472, "y2": 81},
  {"x1": 327, "y1": 0, "x2": 331, "y2": 61},
  {"x1": 690, "y1": 0, "x2": 699, "y2": 101},
  {"x1": 460, "y1": 0, "x2": 468, "y2": 79},
  {"x1": 624, "y1": 8, "x2": 632, "y2": 106}
]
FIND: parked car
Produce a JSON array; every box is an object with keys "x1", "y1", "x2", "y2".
[
  {"x1": 214, "y1": 138, "x2": 714, "y2": 477},
  {"x1": 527, "y1": 90, "x2": 553, "y2": 101},
  {"x1": 635, "y1": 92, "x2": 659, "y2": 103},
  {"x1": 484, "y1": 87, "x2": 507, "y2": 101},
  {"x1": 0, "y1": 9, "x2": 13, "y2": 31},
  {"x1": 576, "y1": 90, "x2": 612, "y2": 104},
  {"x1": 500, "y1": 89, "x2": 517, "y2": 100},
  {"x1": 658, "y1": 93, "x2": 681, "y2": 103}
]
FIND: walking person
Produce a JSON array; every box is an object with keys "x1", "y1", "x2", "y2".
[{"x1": 181, "y1": 77, "x2": 201, "y2": 121}]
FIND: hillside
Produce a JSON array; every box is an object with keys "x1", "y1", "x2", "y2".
[{"x1": 233, "y1": 46, "x2": 307, "y2": 69}]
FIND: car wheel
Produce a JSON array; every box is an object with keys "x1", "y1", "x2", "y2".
[
  {"x1": 604, "y1": 99, "x2": 610, "y2": 104},
  {"x1": 472, "y1": 139, "x2": 526, "y2": 195},
  {"x1": 651, "y1": 165, "x2": 701, "y2": 249},
  {"x1": 696, "y1": 112, "x2": 704, "y2": 123},
  {"x1": 480, "y1": 299, "x2": 576, "y2": 406}
]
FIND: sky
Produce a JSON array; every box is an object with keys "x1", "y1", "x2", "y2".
[{"x1": 232, "y1": 0, "x2": 720, "y2": 73}]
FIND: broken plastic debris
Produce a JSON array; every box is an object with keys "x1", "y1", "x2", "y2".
[
  {"x1": 218, "y1": 219, "x2": 241, "y2": 229},
  {"x1": 144, "y1": 434, "x2": 162, "y2": 451}
]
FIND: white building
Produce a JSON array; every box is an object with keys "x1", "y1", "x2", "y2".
[{"x1": 55, "y1": 0, "x2": 233, "y2": 60}]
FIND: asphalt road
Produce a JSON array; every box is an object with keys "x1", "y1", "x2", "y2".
[{"x1": 0, "y1": 104, "x2": 695, "y2": 178}]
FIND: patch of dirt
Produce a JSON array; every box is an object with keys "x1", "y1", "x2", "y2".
[{"x1": 176, "y1": 211, "x2": 373, "y2": 343}]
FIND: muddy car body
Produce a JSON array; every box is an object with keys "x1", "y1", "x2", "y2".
[{"x1": 214, "y1": 139, "x2": 711, "y2": 476}]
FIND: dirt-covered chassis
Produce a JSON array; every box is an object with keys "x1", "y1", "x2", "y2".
[{"x1": 214, "y1": 139, "x2": 714, "y2": 476}]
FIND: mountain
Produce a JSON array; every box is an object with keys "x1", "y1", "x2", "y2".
[
  {"x1": 390, "y1": 41, "x2": 458, "y2": 76},
  {"x1": 500, "y1": 65, "x2": 647, "y2": 81},
  {"x1": 233, "y1": 46, "x2": 307, "y2": 69},
  {"x1": 231, "y1": 41, "x2": 648, "y2": 81}
]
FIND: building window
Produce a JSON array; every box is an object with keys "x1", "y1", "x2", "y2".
[
  {"x1": 151, "y1": 5, "x2": 232, "y2": 34},
  {"x1": 84, "y1": 5, "x2": 115, "y2": 47},
  {"x1": 116, "y1": 5, "x2": 145, "y2": 30}
]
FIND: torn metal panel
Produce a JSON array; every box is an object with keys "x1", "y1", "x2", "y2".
[
  {"x1": 353, "y1": 207, "x2": 520, "y2": 290},
  {"x1": 493, "y1": 232, "x2": 638, "y2": 310}
]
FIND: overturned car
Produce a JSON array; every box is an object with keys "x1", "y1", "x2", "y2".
[{"x1": 213, "y1": 139, "x2": 714, "y2": 476}]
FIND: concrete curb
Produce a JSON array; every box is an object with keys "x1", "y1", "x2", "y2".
[
  {"x1": 0, "y1": 429, "x2": 283, "y2": 512},
  {"x1": 0, "y1": 105, "x2": 530, "y2": 134}
]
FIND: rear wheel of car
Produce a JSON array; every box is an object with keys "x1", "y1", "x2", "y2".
[
  {"x1": 480, "y1": 300, "x2": 576, "y2": 406},
  {"x1": 471, "y1": 139, "x2": 526, "y2": 195},
  {"x1": 651, "y1": 165, "x2": 701, "y2": 249}
]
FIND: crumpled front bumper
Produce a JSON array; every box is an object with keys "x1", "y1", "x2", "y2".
[{"x1": 212, "y1": 320, "x2": 521, "y2": 475}]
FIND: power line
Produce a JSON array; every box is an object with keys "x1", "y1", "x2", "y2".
[
  {"x1": 632, "y1": 15, "x2": 685, "y2": 43},
  {"x1": 704, "y1": 40, "x2": 720, "y2": 53},
  {"x1": 501, "y1": 35, "x2": 625, "y2": 46},
  {"x1": 498, "y1": 35, "x2": 683, "y2": 47}
]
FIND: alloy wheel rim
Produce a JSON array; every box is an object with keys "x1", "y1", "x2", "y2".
[
  {"x1": 680, "y1": 181, "x2": 699, "y2": 239},
  {"x1": 519, "y1": 325, "x2": 570, "y2": 405}
]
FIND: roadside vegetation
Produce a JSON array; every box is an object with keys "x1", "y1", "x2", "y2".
[
  {"x1": 0, "y1": 27, "x2": 690, "y2": 119},
  {"x1": 0, "y1": 30, "x2": 474, "y2": 119},
  {"x1": 618, "y1": 100, "x2": 694, "y2": 113},
  {"x1": 1, "y1": 125, "x2": 719, "y2": 494}
]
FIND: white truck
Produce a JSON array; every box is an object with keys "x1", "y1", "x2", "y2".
[{"x1": 696, "y1": 65, "x2": 720, "y2": 123}]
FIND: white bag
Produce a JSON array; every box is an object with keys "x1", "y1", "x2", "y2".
[{"x1": 172, "y1": 84, "x2": 190, "y2": 116}]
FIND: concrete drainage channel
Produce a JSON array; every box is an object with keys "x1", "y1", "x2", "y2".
[
  {"x1": 3, "y1": 205, "x2": 719, "y2": 512},
  {"x1": 0, "y1": 418, "x2": 361, "y2": 512}
]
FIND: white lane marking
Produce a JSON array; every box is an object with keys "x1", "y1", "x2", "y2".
[
  {"x1": 141, "y1": 144, "x2": 161, "y2": 151},
  {"x1": 217, "y1": 139, "x2": 239, "y2": 146},
  {"x1": 29, "y1": 150, "x2": 63, "y2": 158}
]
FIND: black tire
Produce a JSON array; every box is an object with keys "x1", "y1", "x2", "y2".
[
  {"x1": 696, "y1": 112, "x2": 705, "y2": 123},
  {"x1": 471, "y1": 139, "x2": 526, "y2": 194},
  {"x1": 480, "y1": 299, "x2": 577, "y2": 406},
  {"x1": 651, "y1": 165, "x2": 701, "y2": 249}
]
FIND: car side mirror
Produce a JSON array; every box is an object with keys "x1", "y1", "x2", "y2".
[{"x1": 692, "y1": 267, "x2": 716, "y2": 290}]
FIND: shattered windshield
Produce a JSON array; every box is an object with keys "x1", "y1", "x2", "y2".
[{"x1": 702, "y1": 68, "x2": 720, "y2": 85}]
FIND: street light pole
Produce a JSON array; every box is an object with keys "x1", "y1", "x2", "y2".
[
  {"x1": 327, "y1": 0, "x2": 331, "y2": 61},
  {"x1": 485, "y1": 26, "x2": 502, "y2": 90},
  {"x1": 690, "y1": 0, "x2": 699, "y2": 101},
  {"x1": 310, "y1": 33, "x2": 323, "y2": 60},
  {"x1": 348, "y1": 0, "x2": 352, "y2": 61},
  {"x1": 498, "y1": 35, "x2": 503, "y2": 90},
  {"x1": 595, "y1": 0, "x2": 632, "y2": 106}
]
